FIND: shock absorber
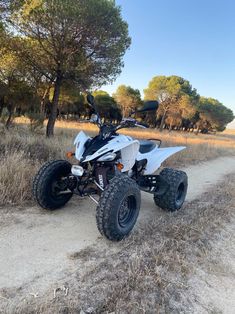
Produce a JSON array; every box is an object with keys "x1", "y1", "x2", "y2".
[{"x1": 95, "y1": 165, "x2": 112, "y2": 189}]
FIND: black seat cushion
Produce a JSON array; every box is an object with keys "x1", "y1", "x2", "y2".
[{"x1": 139, "y1": 140, "x2": 156, "y2": 154}]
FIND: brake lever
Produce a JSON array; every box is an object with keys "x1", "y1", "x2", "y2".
[{"x1": 122, "y1": 118, "x2": 136, "y2": 123}]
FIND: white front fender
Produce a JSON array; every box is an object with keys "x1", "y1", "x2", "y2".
[
  {"x1": 74, "y1": 131, "x2": 91, "y2": 161},
  {"x1": 137, "y1": 146, "x2": 186, "y2": 175}
]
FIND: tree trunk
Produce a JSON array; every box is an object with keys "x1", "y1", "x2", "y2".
[
  {"x1": 195, "y1": 125, "x2": 200, "y2": 135},
  {"x1": 41, "y1": 84, "x2": 52, "y2": 115},
  {"x1": 159, "y1": 110, "x2": 167, "y2": 132},
  {"x1": 5, "y1": 107, "x2": 13, "y2": 129},
  {"x1": 0, "y1": 97, "x2": 4, "y2": 117},
  {"x1": 46, "y1": 76, "x2": 62, "y2": 137}
]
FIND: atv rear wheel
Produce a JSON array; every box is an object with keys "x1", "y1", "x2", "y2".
[
  {"x1": 154, "y1": 168, "x2": 188, "y2": 212},
  {"x1": 96, "y1": 174, "x2": 141, "y2": 241},
  {"x1": 33, "y1": 160, "x2": 73, "y2": 210}
]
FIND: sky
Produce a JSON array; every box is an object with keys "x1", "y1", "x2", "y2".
[{"x1": 102, "y1": 0, "x2": 235, "y2": 126}]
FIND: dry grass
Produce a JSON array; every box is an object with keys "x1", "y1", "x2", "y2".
[
  {"x1": 0, "y1": 119, "x2": 234, "y2": 206},
  {"x1": 15, "y1": 116, "x2": 235, "y2": 149},
  {"x1": 0, "y1": 125, "x2": 74, "y2": 207},
  {"x1": 0, "y1": 153, "x2": 40, "y2": 205},
  {"x1": 223, "y1": 128, "x2": 235, "y2": 135},
  {"x1": 3, "y1": 174, "x2": 234, "y2": 313}
]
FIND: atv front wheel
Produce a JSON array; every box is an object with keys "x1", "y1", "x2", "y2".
[
  {"x1": 33, "y1": 160, "x2": 73, "y2": 210},
  {"x1": 154, "y1": 168, "x2": 188, "y2": 212},
  {"x1": 96, "y1": 174, "x2": 141, "y2": 241}
]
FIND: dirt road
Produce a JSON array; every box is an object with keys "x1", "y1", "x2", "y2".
[{"x1": 1, "y1": 156, "x2": 235, "y2": 298}]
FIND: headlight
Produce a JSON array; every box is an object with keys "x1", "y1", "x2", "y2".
[
  {"x1": 71, "y1": 165, "x2": 84, "y2": 177},
  {"x1": 97, "y1": 152, "x2": 116, "y2": 162}
]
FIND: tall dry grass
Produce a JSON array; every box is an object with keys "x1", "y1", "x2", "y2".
[
  {"x1": 0, "y1": 153, "x2": 39, "y2": 205},
  {"x1": 0, "y1": 120, "x2": 235, "y2": 206},
  {"x1": 0, "y1": 125, "x2": 74, "y2": 207}
]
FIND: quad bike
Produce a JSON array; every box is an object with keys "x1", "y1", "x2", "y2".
[{"x1": 33, "y1": 94, "x2": 188, "y2": 241}]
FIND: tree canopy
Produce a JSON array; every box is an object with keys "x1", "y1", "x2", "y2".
[
  {"x1": 197, "y1": 97, "x2": 234, "y2": 132},
  {"x1": 113, "y1": 85, "x2": 142, "y2": 117},
  {"x1": 95, "y1": 93, "x2": 121, "y2": 122},
  {"x1": 1, "y1": 0, "x2": 131, "y2": 135},
  {"x1": 144, "y1": 75, "x2": 199, "y2": 130}
]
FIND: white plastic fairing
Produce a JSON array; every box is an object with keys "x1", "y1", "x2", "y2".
[
  {"x1": 137, "y1": 146, "x2": 186, "y2": 174},
  {"x1": 120, "y1": 142, "x2": 140, "y2": 172},
  {"x1": 73, "y1": 130, "x2": 185, "y2": 175},
  {"x1": 82, "y1": 134, "x2": 140, "y2": 167},
  {"x1": 74, "y1": 131, "x2": 91, "y2": 161},
  {"x1": 97, "y1": 152, "x2": 117, "y2": 162}
]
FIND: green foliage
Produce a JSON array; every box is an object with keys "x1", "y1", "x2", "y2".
[
  {"x1": 95, "y1": 94, "x2": 121, "y2": 121},
  {"x1": 3, "y1": 0, "x2": 131, "y2": 136},
  {"x1": 144, "y1": 75, "x2": 199, "y2": 130},
  {"x1": 113, "y1": 85, "x2": 142, "y2": 117},
  {"x1": 198, "y1": 97, "x2": 234, "y2": 131},
  {"x1": 144, "y1": 75, "x2": 198, "y2": 102},
  {"x1": 58, "y1": 85, "x2": 86, "y2": 118},
  {"x1": 8, "y1": 0, "x2": 131, "y2": 86},
  {"x1": 0, "y1": 47, "x2": 40, "y2": 125},
  {"x1": 93, "y1": 90, "x2": 109, "y2": 97},
  {"x1": 26, "y1": 110, "x2": 44, "y2": 132}
]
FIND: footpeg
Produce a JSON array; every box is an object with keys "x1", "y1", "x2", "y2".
[{"x1": 138, "y1": 175, "x2": 169, "y2": 195}]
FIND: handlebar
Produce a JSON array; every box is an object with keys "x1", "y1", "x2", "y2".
[
  {"x1": 116, "y1": 118, "x2": 149, "y2": 130},
  {"x1": 89, "y1": 116, "x2": 149, "y2": 140}
]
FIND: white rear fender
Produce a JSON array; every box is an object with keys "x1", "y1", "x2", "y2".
[{"x1": 137, "y1": 146, "x2": 186, "y2": 175}]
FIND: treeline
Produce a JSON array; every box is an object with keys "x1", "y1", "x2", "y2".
[
  {"x1": 59, "y1": 78, "x2": 234, "y2": 134},
  {"x1": 0, "y1": 1, "x2": 234, "y2": 135}
]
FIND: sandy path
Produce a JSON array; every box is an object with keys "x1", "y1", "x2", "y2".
[
  {"x1": 190, "y1": 215, "x2": 235, "y2": 314},
  {"x1": 1, "y1": 156, "x2": 235, "y2": 294}
]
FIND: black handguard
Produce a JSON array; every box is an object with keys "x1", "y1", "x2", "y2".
[{"x1": 122, "y1": 118, "x2": 136, "y2": 127}]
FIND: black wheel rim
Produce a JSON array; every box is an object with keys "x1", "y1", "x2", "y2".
[
  {"x1": 118, "y1": 195, "x2": 136, "y2": 228},
  {"x1": 51, "y1": 177, "x2": 70, "y2": 199},
  {"x1": 176, "y1": 182, "x2": 185, "y2": 205}
]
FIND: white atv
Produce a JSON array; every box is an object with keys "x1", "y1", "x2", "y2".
[{"x1": 33, "y1": 94, "x2": 188, "y2": 241}]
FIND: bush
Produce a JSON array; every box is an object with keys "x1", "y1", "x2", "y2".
[
  {"x1": 26, "y1": 111, "x2": 45, "y2": 132},
  {"x1": 0, "y1": 107, "x2": 10, "y2": 125}
]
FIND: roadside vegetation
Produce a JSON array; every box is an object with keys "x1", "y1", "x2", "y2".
[{"x1": 0, "y1": 122, "x2": 235, "y2": 207}]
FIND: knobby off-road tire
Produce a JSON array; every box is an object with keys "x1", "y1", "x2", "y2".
[
  {"x1": 154, "y1": 168, "x2": 188, "y2": 212},
  {"x1": 96, "y1": 174, "x2": 141, "y2": 241},
  {"x1": 33, "y1": 160, "x2": 73, "y2": 210}
]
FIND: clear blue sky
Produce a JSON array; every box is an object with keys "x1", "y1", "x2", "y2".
[{"x1": 103, "y1": 0, "x2": 235, "y2": 119}]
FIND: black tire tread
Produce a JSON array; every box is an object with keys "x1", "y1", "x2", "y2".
[
  {"x1": 33, "y1": 160, "x2": 72, "y2": 210},
  {"x1": 154, "y1": 168, "x2": 188, "y2": 212},
  {"x1": 96, "y1": 174, "x2": 140, "y2": 241}
]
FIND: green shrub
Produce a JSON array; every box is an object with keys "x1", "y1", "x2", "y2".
[{"x1": 26, "y1": 111, "x2": 45, "y2": 132}]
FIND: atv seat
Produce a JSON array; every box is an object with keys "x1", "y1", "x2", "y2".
[{"x1": 139, "y1": 140, "x2": 156, "y2": 154}]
